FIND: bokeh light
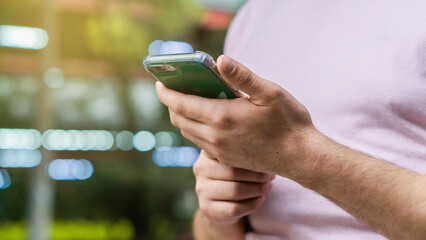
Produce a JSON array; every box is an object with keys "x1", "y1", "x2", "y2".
[
  {"x1": 133, "y1": 131, "x2": 156, "y2": 152},
  {"x1": 0, "y1": 25, "x2": 49, "y2": 50},
  {"x1": 153, "y1": 147, "x2": 199, "y2": 167},
  {"x1": 154, "y1": 131, "x2": 181, "y2": 148},
  {"x1": 130, "y1": 80, "x2": 162, "y2": 128},
  {"x1": 116, "y1": 131, "x2": 134, "y2": 151},
  {"x1": 0, "y1": 129, "x2": 42, "y2": 150},
  {"x1": 0, "y1": 0, "x2": 242, "y2": 239},
  {"x1": 81, "y1": 130, "x2": 97, "y2": 150},
  {"x1": 0, "y1": 150, "x2": 42, "y2": 168},
  {"x1": 0, "y1": 169, "x2": 11, "y2": 189},
  {"x1": 43, "y1": 68, "x2": 65, "y2": 88},
  {"x1": 42, "y1": 130, "x2": 114, "y2": 151},
  {"x1": 47, "y1": 159, "x2": 94, "y2": 181},
  {"x1": 0, "y1": 128, "x2": 190, "y2": 156}
]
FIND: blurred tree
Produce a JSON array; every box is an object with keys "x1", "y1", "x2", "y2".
[
  {"x1": 86, "y1": 11, "x2": 150, "y2": 62},
  {"x1": 0, "y1": 0, "x2": 237, "y2": 239},
  {"x1": 85, "y1": 0, "x2": 201, "y2": 65}
]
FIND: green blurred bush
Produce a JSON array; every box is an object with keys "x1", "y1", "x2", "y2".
[{"x1": 0, "y1": 220, "x2": 133, "y2": 240}]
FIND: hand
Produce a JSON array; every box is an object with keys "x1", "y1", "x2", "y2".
[
  {"x1": 194, "y1": 151, "x2": 274, "y2": 225},
  {"x1": 156, "y1": 55, "x2": 320, "y2": 176}
]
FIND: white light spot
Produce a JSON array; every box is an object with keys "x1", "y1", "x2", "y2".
[
  {"x1": 155, "y1": 131, "x2": 180, "y2": 148},
  {"x1": 153, "y1": 147, "x2": 199, "y2": 167},
  {"x1": 43, "y1": 129, "x2": 66, "y2": 150},
  {"x1": 43, "y1": 68, "x2": 64, "y2": 88},
  {"x1": 47, "y1": 159, "x2": 94, "y2": 181},
  {"x1": 116, "y1": 131, "x2": 134, "y2": 151},
  {"x1": 133, "y1": 131, "x2": 156, "y2": 152},
  {"x1": 0, "y1": 169, "x2": 11, "y2": 189},
  {"x1": 0, "y1": 129, "x2": 42, "y2": 150},
  {"x1": 82, "y1": 130, "x2": 97, "y2": 151},
  {"x1": 0, "y1": 149, "x2": 42, "y2": 168},
  {"x1": 42, "y1": 130, "x2": 114, "y2": 151},
  {"x1": 94, "y1": 131, "x2": 114, "y2": 151},
  {"x1": 0, "y1": 25, "x2": 49, "y2": 50}
]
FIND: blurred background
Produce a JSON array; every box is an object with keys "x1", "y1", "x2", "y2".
[{"x1": 0, "y1": 0, "x2": 246, "y2": 239}]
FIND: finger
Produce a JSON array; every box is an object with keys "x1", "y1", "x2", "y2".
[
  {"x1": 217, "y1": 55, "x2": 278, "y2": 106},
  {"x1": 169, "y1": 110, "x2": 210, "y2": 141},
  {"x1": 211, "y1": 167, "x2": 274, "y2": 183},
  {"x1": 202, "y1": 180, "x2": 272, "y2": 201},
  {"x1": 194, "y1": 156, "x2": 271, "y2": 183},
  {"x1": 156, "y1": 81, "x2": 215, "y2": 123},
  {"x1": 201, "y1": 196, "x2": 265, "y2": 223}
]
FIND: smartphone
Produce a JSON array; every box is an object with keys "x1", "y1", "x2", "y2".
[{"x1": 143, "y1": 51, "x2": 238, "y2": 99}]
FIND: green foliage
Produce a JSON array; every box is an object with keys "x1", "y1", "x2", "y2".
[
  {"x1": 148, "y1": 0, "x2": 201, "y2": 39},
  {"x1": 52, "y1": 220, "x2": 133, "y2": 240},
  {"x1": 0, "y1": 220, "x2": 134, "y2": 240},
  {"x1": 85, "y1": 0, "x2": 201, "y2": 63},
  {"x1": 86, "y1": 11, "x2": 151, "y2": 62},
  {"x1": 149, "y1": 215, "x2": 174, "y2": 240},
  {"x1": 0, "y1": 222, "x2": 26, "y2": 240}
]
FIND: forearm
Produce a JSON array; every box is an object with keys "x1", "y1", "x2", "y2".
[
  {"x1": 193, "y1": 209, "x2": 246, "y2": 240},
  {"x1": 286, "y1": 131, "x2": 426, "y2": 239},
  {"x1": 156, "y1": 54, "x2": 426, "y2": 238}
]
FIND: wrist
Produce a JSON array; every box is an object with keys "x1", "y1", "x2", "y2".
[
  {"x1": 277, "y1": 126, "x2": 332, "y2": 184},
  {"x1": 194, "y1": 209, "x2": 246, "y2": 240},
  {"x1": 200, "y1": 210, "x2": 244, "y2": 228}
]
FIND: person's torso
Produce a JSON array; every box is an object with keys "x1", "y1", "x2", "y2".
[{"x1": 224, "y1": 0, "x2": 426, "y2": 239}]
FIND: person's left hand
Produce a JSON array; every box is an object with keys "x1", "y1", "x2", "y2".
[{"x1": 156, "y1": 55, "x2": 321, "y2": 176}]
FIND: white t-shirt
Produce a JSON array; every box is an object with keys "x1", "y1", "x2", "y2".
[{"x1": 224, "y1": 1, "x2": 426, "y2": 239}]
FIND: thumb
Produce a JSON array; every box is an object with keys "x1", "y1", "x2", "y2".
[{"x1": 217, "y1": 55, "x2": 276, "y2": 105}]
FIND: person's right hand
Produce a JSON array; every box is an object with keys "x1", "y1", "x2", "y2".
[{"x1": 193, "y1": 150, "x2": 274, "y2": 225}]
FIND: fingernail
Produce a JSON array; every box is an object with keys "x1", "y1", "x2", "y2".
[
  {"x1": 268, "y1": 174, "x2": 276, "y2": 181},
  {"x1": 220, "y1": 55, "x2": 235, "y2": 73}
]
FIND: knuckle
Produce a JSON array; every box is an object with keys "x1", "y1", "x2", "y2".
[
  {"x1": 195, "y1": 183, "x2": 204, "y2": 195},
  {"x1": 211, "y1": 137, "x2": 223, "y2": 146},
  {"x1": 169, "y1": 113, "x2": 178, "y2": 126},
  {"x1": 192, "y1": 160, "x2": 203, "y2": 176},
  {"x1": 174, "y1": 100, "x2": 185, "y2": 114},
  {"x1": 213, "y1": 112, "x2": 232, "y2": 127},
  {"x1": 211, "y1": 115, "x2": 223, "y2": 127},
  {"x1": 206, "y1": 133, "x2": 223, "y2": 147},
  {"x1": 265, "y1": 88, "x2": 285, "y2": 102},
  {"x1": 296, "y1": 104, "x2": 310, "y2": 119},
  {"x1": 192, "y1": 165, "x2": 201, "y2": 177},
  {"x1": 180, "y1": 129, "x2": 187, "y2": 138}
]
